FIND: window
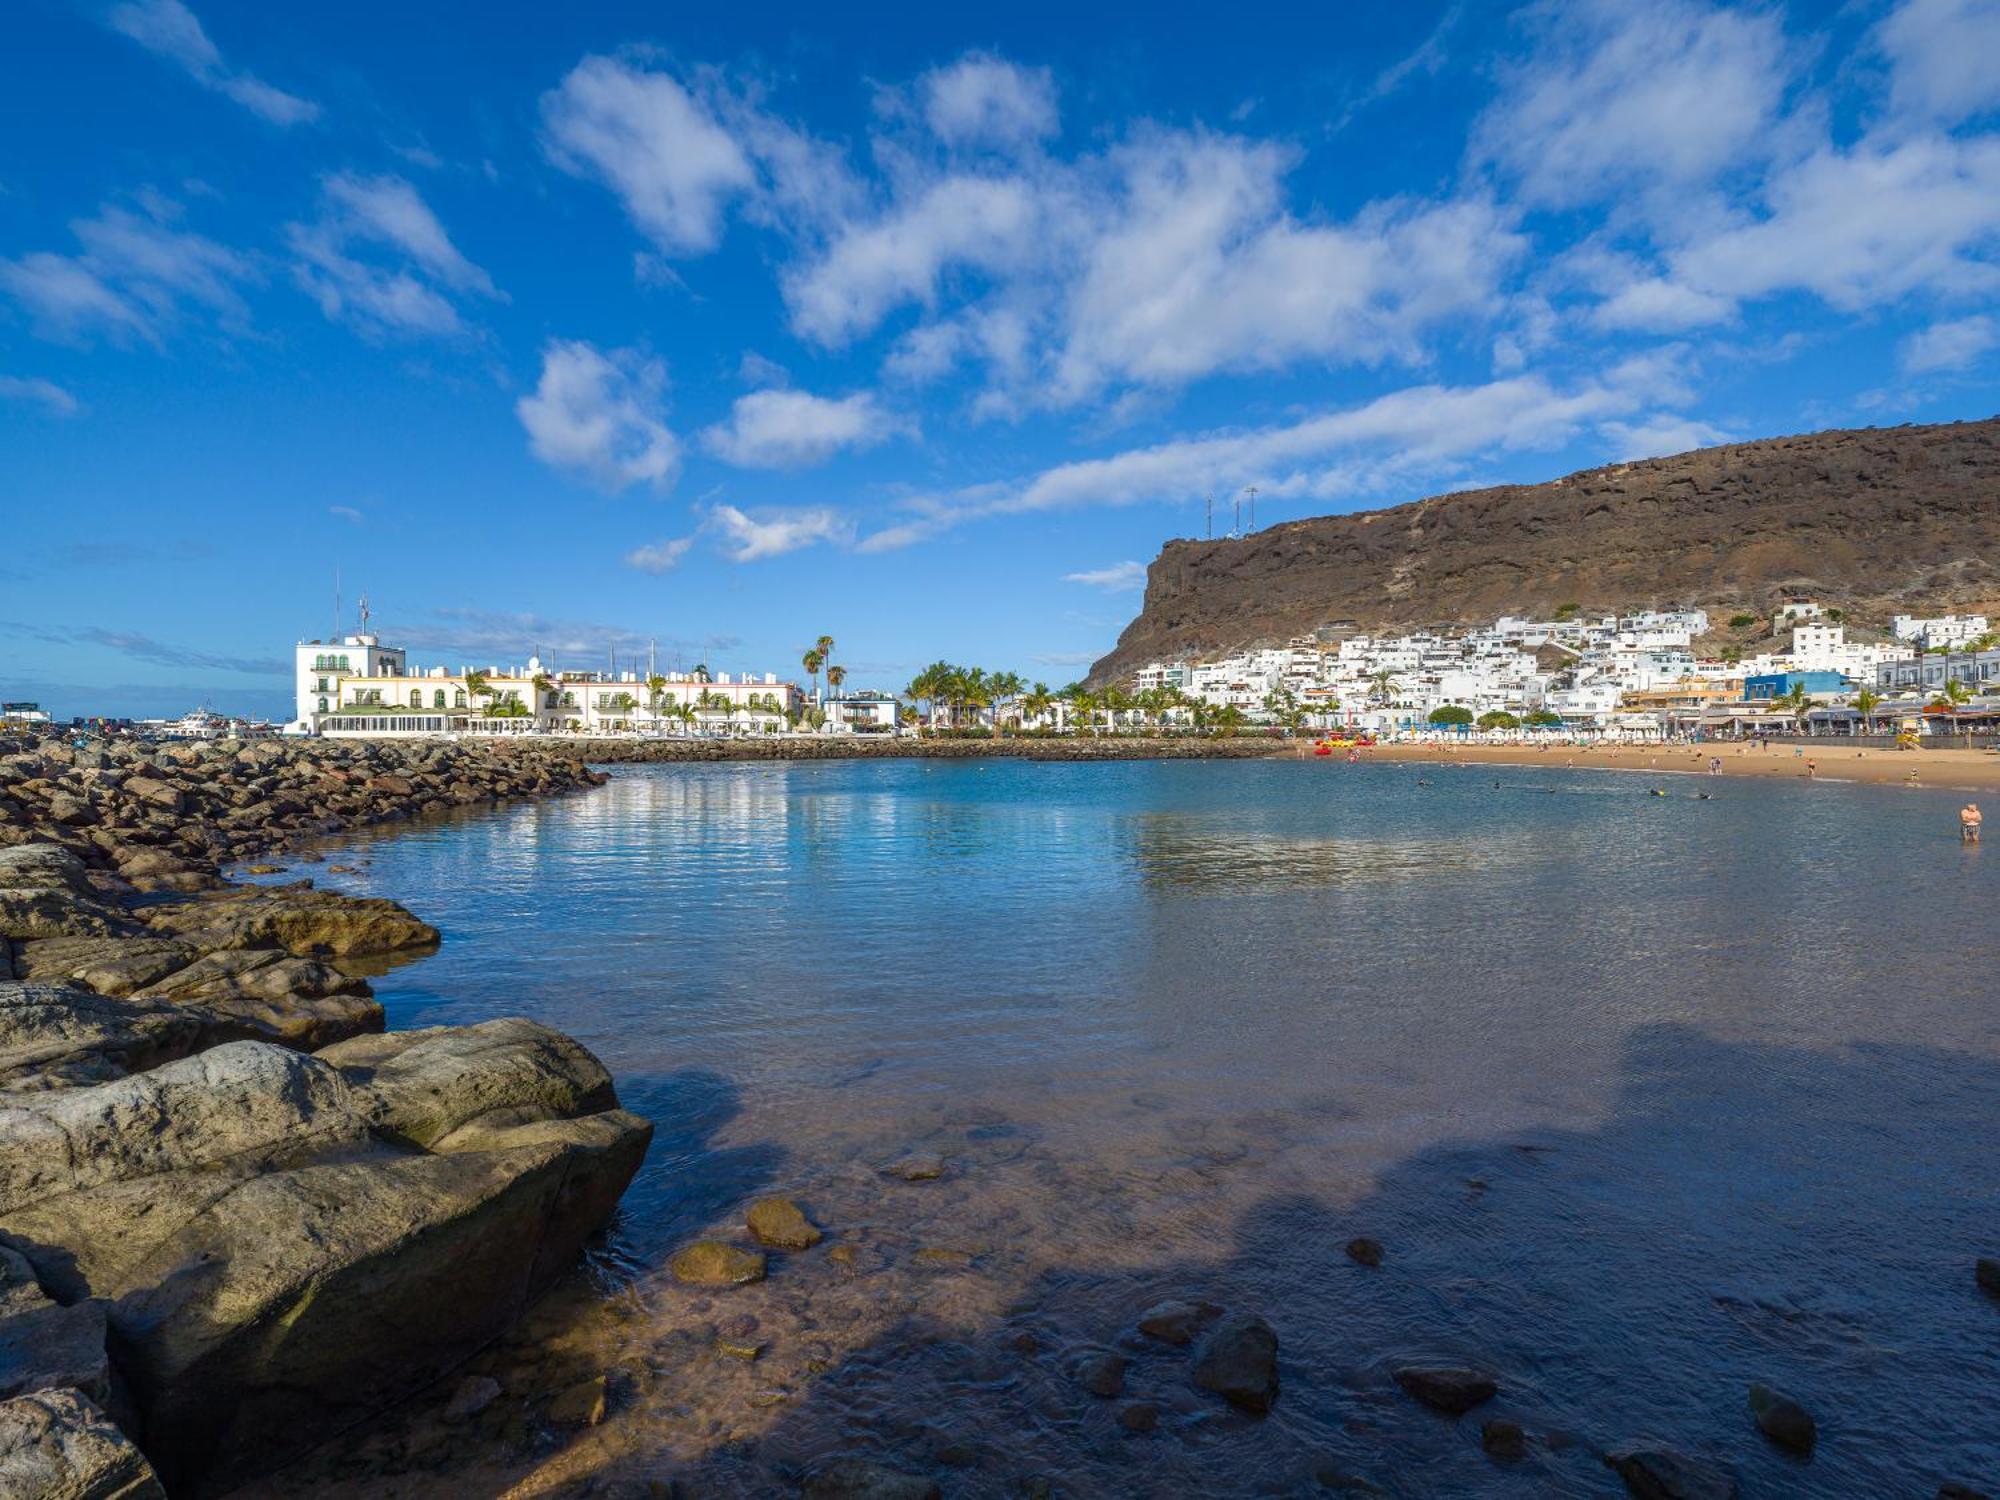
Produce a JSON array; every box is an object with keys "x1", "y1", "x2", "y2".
[
  {"x1": 410, "y1": 690, "x2": 422, "y2": 707},
  {"x1": 434, "y1": 690, "x2": 447, "y2": 708},
  {"x1": 317, "y1": 697, "x2": 328, "y2": 714},
  {"x1": 454, "y1": 690, "x2": 467, "y2": 708}
]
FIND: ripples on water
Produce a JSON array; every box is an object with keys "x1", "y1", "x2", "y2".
[{"x1": 262, "y1": 761, "x2": 1999, "y2": 1498}]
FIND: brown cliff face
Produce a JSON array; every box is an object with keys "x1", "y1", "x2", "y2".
[{"x1": 1089, "y1": 416, "x2": 2000, "y2": 685}]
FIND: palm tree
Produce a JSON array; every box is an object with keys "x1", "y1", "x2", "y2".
[
  {"x1": 1069, "y1": 686, "x2": 1100, "y2": 737},
  {"x1": 826, "y1": 663, "x2": 848, "y2": 699},
  {"x1": 812, "y1": 634, "x2": 836, "y2": 706},
  {"x1": 1102, "y1": 684, "x2": 1133, "y2": 734},
  {"x1": 462, "y1": 669, "x2": 491, "y2": 719},
  {"x1": 1213, "y1": 704, "x2": 1247, "y2": 737},
  {"x1": 1852, "y1": 685, "x2": 1881, "y2": 735},
  {"x1": 692, "y1": 662, "x2": 713, "y2": 683},
  {"x1": 803, "y1": 647, "x2": 825, "y2": 707},
  {"x1": 987, "y1": 670, "x2": 1025, "y2": 734},
  {"x1": 1022, "y1": 681, "x2": 1054, "y2": 729},
  {"x1": 1368, "y1": 670, "x2": 1401, "y2": 708},
  {"x1": 1783, "y1": 681, "x2": 1813, "y2": 735},
  {"x1": 645, "y1": 673, "x2": 669, "y2": 733}
]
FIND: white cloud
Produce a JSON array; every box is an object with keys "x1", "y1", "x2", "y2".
[
  {"x1": 783, "y1": 175, "x2": 1041, "y2": 346},
  {"x1": 1589, "y1": 276, "x2": 1736, "y2": 333},
  {"x1": 1473, "y1": 0, "x2": 1793, "y2": 210},
  {"x1": 287, "y1": 172, "x2": 497, "y2": 339},
  {"x1": 701, "y1": 388, "x2": 907, "y2": 469},
  {"x1": 0, "y1": 198, "x2": 254, "y2": 346},
  {"x1": 517, "y1": 340, "x2": 681, "y2": 492},
  {"x1": 1900, "y1": 313, "x2": 1998, "y2": 371},
  {"x1": 1878, "y1": 0, "x2": 2000, "y2": 125},
  {"x1": 1599, "y1": 414, "x2": 1731, "y2": 460},
  {"x1": 1062, "y1": 561, "x2": 1147, "y2": 591},
  {"x1": 328, "y1": 504, "x2": 365, "y2": 524},
  {"x1": 624, "y1": 536, "x2": 696, "y2": 573},
  {"x1": 1664, "y1": 134, "x2": 2000, "y2": 312},
  {"x1": 106, "y1": 0, "x2": 318, "y2": 126},
  {"x1": 1054, "y1": 133, "x2": 1523, "y2": 397},
  {"x1": 541, "y1": 55, "x2": 756, "y2": 254},
  {"x1": 920, "y1": 54, "x2": 1059, "y2": 148},
  {"x1": 860, "y1": 366, "x2": 1682, "y2": 551},
  {"x1": 707, "y1": 503, "x2": 853, "y2": 561},
  {"x1": 0, "y1": 377, "x2": 80, "y2": 416}
]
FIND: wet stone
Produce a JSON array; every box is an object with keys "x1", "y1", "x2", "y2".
[
  {"x1": 1976, "y1": 1257, "x2": 2000, "y2": 1295},
  {"x1": 1117, "y1": 1401, "x2": 1159, "y2": 1433},
  {"x1": 1135, "y1": 1298, "x2": 1222, "y2": 1346},
  {"x1": 1393, "y1": 1365, "x2": 1497, "y2": 1416},
  {"x1": 442, "y1": 1376, "x2": 500, "y2": 1423},
  {"x1": 1481, "y1": 1418, "x2": 1526, "y2": 1461},
  {"x1": 1074, "y1": 1352, "x2": 1126, "y2": 1399},
  {"x1": 669, "y1": 1242, "x2": 768, "y2": 1287},
  {"x1": 1605, "y1": 1448, "x2": 1738, "y2": 1500},
  {"x1": 747, "y1": 1196, "x2": 823, "y2": 1250},
  {"x1": 1344, "y1": 1237, "x2": 1384, "y2": 1267},
  {"x1": 801, "y1": 1457, "x2": 942, "y2": 1499},
  {"x1": 546, "y1": 1374, "x2": 607, "y2": 1428},
  {"x1": 1190, "y1": 1312, "x2": 1279, "y2": 1415},
  {"x1": 1746, "y1": 1383, "x2": 1815, "y2": 1454},
  {"x1": 882, "y1": 1153, "x2": 946, "y2": 1182}
]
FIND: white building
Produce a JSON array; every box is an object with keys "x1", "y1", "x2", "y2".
[
  {"x1": 1890, "y1": 613, "x2": 1989, "y2": 650},
  {"x1": 824, "y1": 692, "x2": 900, "y2": 734}
]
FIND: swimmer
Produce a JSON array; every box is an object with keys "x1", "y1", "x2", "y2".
[{"x1": 1962, "y1": 802, "x2": 1983, "y2": 843}]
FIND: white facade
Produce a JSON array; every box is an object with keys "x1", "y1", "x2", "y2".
[
  {"x1": 296, "y1": 635, "x2": 406, "y2": 726},
  {"x1": 1890, "y1": 613, "x2": 1989, "y2": 650}
]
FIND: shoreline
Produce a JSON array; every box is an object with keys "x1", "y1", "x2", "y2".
[
  {"x1": 0, "y1": 733, "x2": 648, "y2": 1494},
  {"x1": 1354, "y1": 739, "x2": 2000, "y2": 791}
]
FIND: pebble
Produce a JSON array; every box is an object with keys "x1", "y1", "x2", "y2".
[
  {"x1": 545, "y1": 1374, "x2": 607, "y2": 1427},
  {"x1": 1746, "y1": 1383, "x2": 1815, "y2": 1454},
  {"x1": 1135, "y1": 1298, "x2": 1222, "y2": 1346},
  {"x1": 668, "y1": 1241, "x2": 768, "y2": 1286},
  {"x1": 1074, "y1": 1352, "x2": 1127, "y2": 1399},
  {"x1": 1481, "y1": 1418, "x2": 1525, "y2": 1460},
  {"x1": 441, "y1": 1375, "x2": 500, "y2": 1423},
  {"x1": 1117, "y1": 1401, "x2": 1159, "y2": 1433},
  {"x1": 1393, "y1": 1366, "x2": 1496, "y2": 1416},
  {"x1": 883, "y1": 1153, "x2": 946, "y2": 1181},
  {"x1": 1190, "y1": 1312, "x2": 1280, "y2": 1414},
  {"x1": 745, "y1": 1196, "x2": 823, "y2": 1250},
  {"x1": 1605, "y1": 1448, "x2": 1737, "y2": 1500}
]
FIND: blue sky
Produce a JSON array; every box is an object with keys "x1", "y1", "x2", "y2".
[{"x1": 3, "y1": 0, "x2": 1998, "y2": 718}]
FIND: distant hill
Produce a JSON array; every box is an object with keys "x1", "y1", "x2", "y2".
[{"x1": 1088, "y1": 416, "x2": 2000, "y2": 685}]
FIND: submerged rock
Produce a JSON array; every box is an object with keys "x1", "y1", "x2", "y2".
[
  {"x1": 1135, "y1": 1298, "x2": 1222, "y2": 1346},
  {"x1": 1074, "y1": 1351, "x2": 1127, "y2": 1399},
  {"x1": 1191, "y1": 1312, "x2": 1279, "y2": 1414},
  {"x1": 1605, "y1": 1448, "x2": 1737, "y2": 1500},
  {"x1": 670, "y1": 1242, "x2": 768, "y2": 1287},
  {"x1": 1977, "y1": 1257, "x2": 2000, "y2": 1295},
  {"x1": 747, "y1": 1196, "x2": 824, "y2": 1250},
  {"x1": 442, "y1": 1375, "x2": 501, "y2": 1423},
  {"x1": 1747, "y1": 1383, "x2": 1816, "y2": 1454},
  {"x1": 546, "y1": 1374, "x2": 607, "y2": 1427},
  {"x1": 1344, "y1": 1237, "x2": 1384, "y2": 1267},
  {"x1": 882, "y1": 1153, "x2": 945, "y2": 1181},
  {"x1": 1393, "y1": 1366, "x2": 1497, "y2": 1416},
  {"x1": 1481, "y1": 1418, "x2": 1526, "y2": 1461},
  {"x1": 802, "y1": 1457, "x2": 942, "y2": 1499}
]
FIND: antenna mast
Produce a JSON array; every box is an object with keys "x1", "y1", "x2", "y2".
[
  {"x1": 1205, "y1": 491, "x2": 1213, "y2": 540},
  {"x1": 1244, "y1": 485, "x2": 1258, "y2": 533}
]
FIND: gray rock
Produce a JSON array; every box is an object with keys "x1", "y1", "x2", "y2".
[
  {"x1": 801, "y1": 1457, "x2": 942, "y2": 1499},
  {"x1": 1605, "y1": 1448, "x2": 1737, "y2": 1500},
  {"x1": 319, "y1": 1018, "x2": 617, "y2": 1149},
  {"x1": 1117, "y1": 1401, "x2": 1159, "y2": 1433},
  {"x1": 0, "y1": 982, "x2": 210, "y2": 1093},
  {"x1": 442, "y1": 1374, "x2": 501, "y2": 1422},
  {"x1": 546, "y1": 1373, "x2": 607, "y2": 1427},
  {"x1": 0, "y1": 1388, "x2": 165, "y2": 1499},
  {"x1": 1481, "y1": 1418, "x2": 1526, "y2": 1461},
  {"x1": 1344, "y1": 1237, "x2": 1384, "y2": 1267},
  {"x1": 1747, "y1": 1383, "x2": 1815, "y2": 1454},
  {"x1": 882, "y1": 1153, "x2": 945, "y2": 1181},
  {"x1": 1394, "y1": 1365, "x2": 1496, "y2": 1416},
  {"x1": 1191, "y1": 1312, "x2": 1279, "y2": 1414},
  {"x1": 1135, "y1": 1298, "x2": 1221, "y2": 1346}
]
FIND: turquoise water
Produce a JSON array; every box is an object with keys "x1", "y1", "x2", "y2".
[{"x1": 308, "y1": 760, "x2": 1999, "y2": 1496}]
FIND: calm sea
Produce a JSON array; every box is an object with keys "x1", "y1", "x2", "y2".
[{"x1": 307, "y1": 758, "x2": 2000, "y2": 1496}]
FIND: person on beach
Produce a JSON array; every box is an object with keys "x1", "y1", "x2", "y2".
[
  {"x1": 1709, "y1": 757, "x2": 1722, "y2": 775},
  {"x1": 1962, "y1": 803, "x2": 1982, "y2": 843},
  {"x1": 1806, "y1": 759, "x2": 1816, "y2": 778}
]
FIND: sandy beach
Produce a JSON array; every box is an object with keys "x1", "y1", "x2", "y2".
[{"x1": 1348, "y1": 738, "x2": 2000, "y2": 790}]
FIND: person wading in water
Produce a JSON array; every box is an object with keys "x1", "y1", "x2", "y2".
[{"x1": 1961, "y1": 802, "x2": 1983, "y2": 843}]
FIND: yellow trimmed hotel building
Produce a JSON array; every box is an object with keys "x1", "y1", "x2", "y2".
[{"x1": 292, "y1": 635, "x2": 803, "y2": 737}]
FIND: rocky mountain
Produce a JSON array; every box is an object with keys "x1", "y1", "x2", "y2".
[{"x1": 1089, "y1": 416, "x2": 2000, "y2": 685}]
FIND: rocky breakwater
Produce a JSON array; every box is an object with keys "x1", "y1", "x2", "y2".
[{"x1": 0, "y1": 735, "x2": 650, "y2": 1496}]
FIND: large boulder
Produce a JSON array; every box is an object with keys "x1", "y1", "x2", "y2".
[
  {"x1": 319, "y1": 1018, "x2": 619, "y2": 1149},
  {"x1": 141, "y1": 886, "x2": 437, "y2": 958},
  {"x1": 0, "y1": 1388, "x2": 164, "y2": 1500},
  {"x1": 12, "y1": 938, "x2": 197, "y2": 998},
  {"x1": 0, "y1": 847, "x2": 141, "y2": 944},
  {"x1": 0, "y1": 983, "x2": 210, "y2": 1093}
]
